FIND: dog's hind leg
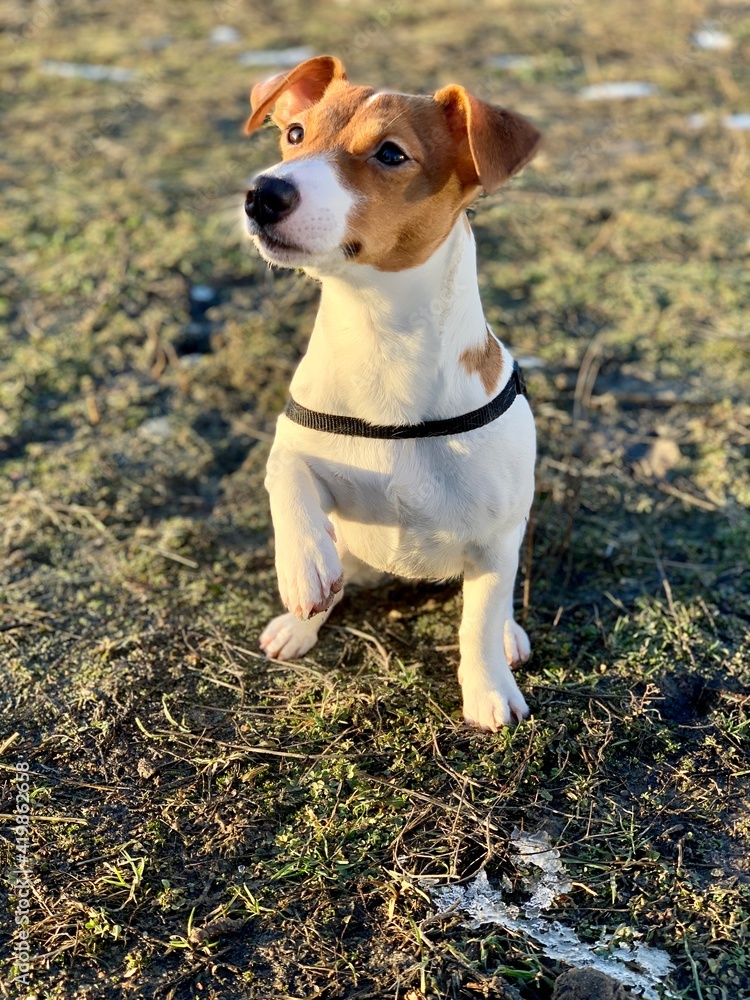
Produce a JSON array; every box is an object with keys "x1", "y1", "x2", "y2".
[
  {"x1": 504, "y1": 598, "x2": 531, "y2": 668},
  {"x1": 502, "y1": 520, "x2": 531, "y2": 667},
  {"x1": 458, "y1": 529, "x2": 530, "y2": 730}
]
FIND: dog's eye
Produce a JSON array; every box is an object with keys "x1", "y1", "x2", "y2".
[
  {"x1": 375, "y1": 142, "x2": 408, "y2": 166},
  {"x1": 286, "y1": 125, "x2": 304, "y2": 145}
]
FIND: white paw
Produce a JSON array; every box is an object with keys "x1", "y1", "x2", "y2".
[
  {"x1": 459, "y1": 670, "x2": 530, "y2": 731},
  {"x1": 275, "y1": 521, "x2": 343, "y2": 620},
  {"x1": 260, "y1": 612, "x2": 321, "y2": 660},
  {"x1": 504, "y1": 619, "x2": 531, "y2": 667}
]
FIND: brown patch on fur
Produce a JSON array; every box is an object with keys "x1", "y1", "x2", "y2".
[
  {"x1": 245, "y1": 56, "x2": 347, "y2": 134},
  {"x1": 460, "y1": 327, "x2": 504, "y2": 395},
  {"x1": 435, "y1": 85, "x2": 542, "y2": 193}
]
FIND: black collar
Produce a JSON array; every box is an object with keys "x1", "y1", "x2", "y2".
[{"x1": 284, "y1": 361, "x2": 527, "y2": 439}]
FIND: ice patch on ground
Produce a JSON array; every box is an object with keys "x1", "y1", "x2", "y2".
[
  {"x1": 691, "y1": 26, "x2": 733, "y2": 51},
  {"x1": 723, "y1": 113, "x2": 750, "y2": 131},
  {"x1": 512, "y1": 828, "x2": 566, "y2": 875},
  {"x1": 579, "y1": 82, "x2": 658, "y2": 101},
  {"x1": 516, "y1": 356, "x2": 545, "y2": 370},
  {"x1": 41, "y1": 61, "x2": 139, "y2": 83},
  {"x1": 686, "y1": 112, "x2": 750, "y2": 130},
  {"x1": 211, "y1": 26, "x2": 241, "y2": 45},
  {"x1": 511, "y1": 828, "x2": 572, "y2": 918},
  {"x1": 487, "y1": 55, "x2": 535, "y2": 70},
  {"x1": 237, "y1": 46, "x2": 314, "y2": 67},
  {"x1": 431, "y1": 833, "x2": 675, "y2": 1000}
]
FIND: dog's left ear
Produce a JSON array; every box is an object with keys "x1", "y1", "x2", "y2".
[
  {"x1": 434, "y1": 85, "x2": 542, "y2": 194},
  {"x1": 245, "y1": 55, "x2": 347, "y2": 135}
]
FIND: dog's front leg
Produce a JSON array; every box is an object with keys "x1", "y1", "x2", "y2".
[
  {"x1": 264, "y1": 448, "x2": 343, "y2": 622},
  {"x1": 458, "y1": 534, "x2": 530, "y2": 730}
]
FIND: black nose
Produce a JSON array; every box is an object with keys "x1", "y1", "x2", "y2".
[{"x1": 245, "y1": 176, "x2": 300, "y2": 226}]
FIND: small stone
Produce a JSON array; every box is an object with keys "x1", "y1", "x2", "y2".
[
  {"x1": 552, "y1": 968, "x2": 635, "y2": 999},
  {"x1": 190, "y1": 284, "x2": 216, "y2": 303},
  {"x1": 138, "y1": 416, "x2": 172, "y2": 442},
  {"x1": 137, "y1": 759, "x2": 157, "y2": 779},
  {"x1": 638, "y1": 438, "x2": 681, "y2": 480}
]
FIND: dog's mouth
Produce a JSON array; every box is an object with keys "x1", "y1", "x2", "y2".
[
  {"x1": 342, "y1": 240, "x2": 363, "y2": 259},
  {"x1": 255, "y1": 231, "x2": 363, "y2": 267},
  {"x1": 255, "y1": 229, "x2": 305, "y2": 257},
  {"x1": 249, "y1": 224, "x2": 361, "y2": 269}
]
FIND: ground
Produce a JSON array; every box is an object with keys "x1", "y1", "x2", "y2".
[{"x1": 1, "y1": 1, "x2": 749, "y2": 998}]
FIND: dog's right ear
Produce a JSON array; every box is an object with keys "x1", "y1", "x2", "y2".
[{"x1": 245, "y1": 55, "x2": 347, "y2": 135}]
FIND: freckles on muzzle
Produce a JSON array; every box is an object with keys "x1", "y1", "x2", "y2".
[{"x1": 245, "y1": 158, "x2": 357, "y2": 256}]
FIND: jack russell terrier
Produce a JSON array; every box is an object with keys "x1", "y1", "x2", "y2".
[{"x1": 243, "y1": 56, "x2": 542, "y2": 730}]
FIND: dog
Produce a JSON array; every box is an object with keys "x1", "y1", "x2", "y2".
[{"x1": 243, "y1": 56, "x2": 541, "y2": 730}]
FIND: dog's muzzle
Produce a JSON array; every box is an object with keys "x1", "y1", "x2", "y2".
[{"x1": 245, "y1": 176, "x2": 300, "y2": 227}]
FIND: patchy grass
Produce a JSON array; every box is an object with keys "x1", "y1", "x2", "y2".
[{"x1": 1, "y1": 1, "x2": 749, "y2": 997}]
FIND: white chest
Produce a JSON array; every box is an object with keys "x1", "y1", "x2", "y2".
[{"x1": 275, "y1": 397, "x2": 535, "y2": 579}]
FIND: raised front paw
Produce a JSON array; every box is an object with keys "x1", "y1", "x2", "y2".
[
  {"x1": 275, "y1": 522, "x2": 343, "y2": 620},
  {"x1": 459, "y1": 668, "x2": 530, "y2": 731}
]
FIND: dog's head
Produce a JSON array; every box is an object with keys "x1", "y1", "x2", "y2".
[{"x1": 244, "y1": 55, "x2": 541, "y2": 273}]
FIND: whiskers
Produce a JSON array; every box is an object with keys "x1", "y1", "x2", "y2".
[{"x1": 184, "y1": 186, "x2": 253, "y2": 247}]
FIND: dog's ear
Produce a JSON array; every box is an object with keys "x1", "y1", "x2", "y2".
[
  {"x1": 434, "y1": 85, "x2": 542, "y2": 194},
  {"x1": 245, "y1": 55, "x2": 347, "y2": 135}
]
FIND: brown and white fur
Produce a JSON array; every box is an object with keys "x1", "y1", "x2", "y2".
[{"x1": 243, "y1": 56, "x2": 542, "y2": 730}]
